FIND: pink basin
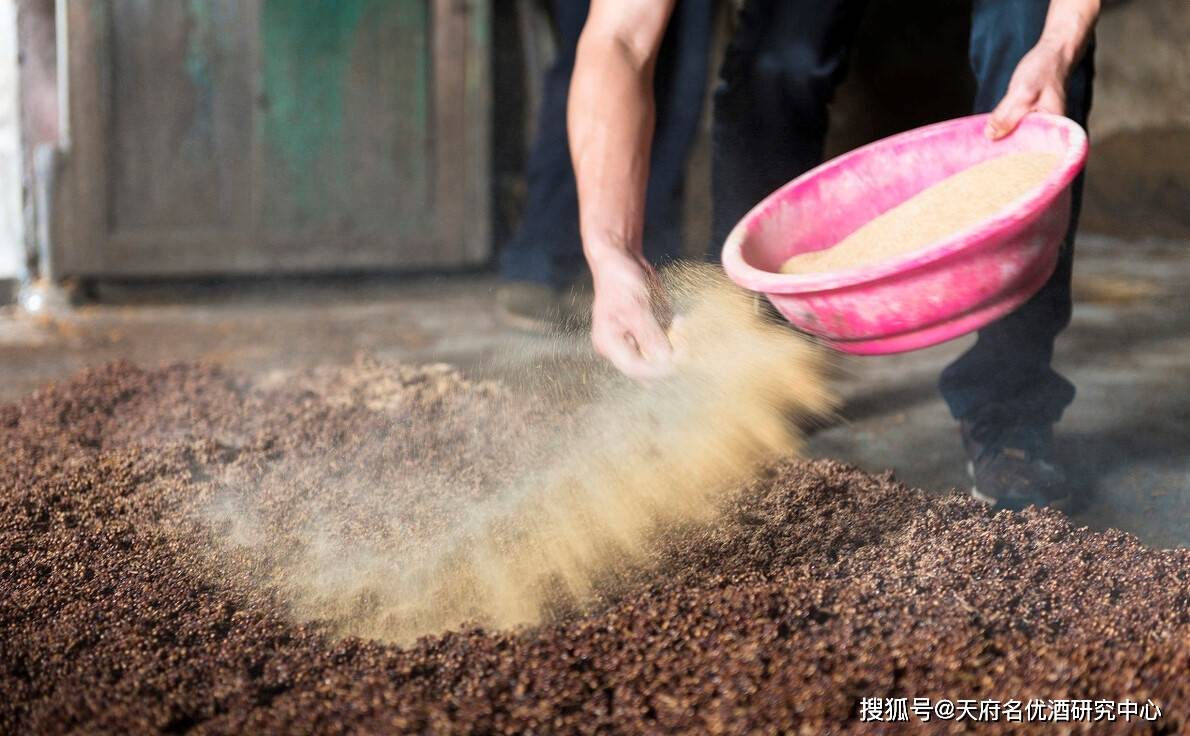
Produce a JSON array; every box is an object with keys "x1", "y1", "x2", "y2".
[{"x1": 721, "y1": 112, "x2": 1088, "y2": 354}]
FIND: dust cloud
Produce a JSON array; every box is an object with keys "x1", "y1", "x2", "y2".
[{"x1": 202, "y1": 265, "x2": 837, "y2": 643}]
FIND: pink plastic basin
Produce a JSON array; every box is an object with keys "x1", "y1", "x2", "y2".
[{"x1": 721, "y1": 112, "x2": 1088, "y2": 354}]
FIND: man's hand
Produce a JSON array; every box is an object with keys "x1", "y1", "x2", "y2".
[
  {"x1": 589, "y1": 249, "x2": 674, "y2": 379},
  {"x1": 985, "y1": 40, "x2": 1070, "y2": 140},
  {"x1": 985, "y1": 0, "x2": 1099, "y2": 140}
]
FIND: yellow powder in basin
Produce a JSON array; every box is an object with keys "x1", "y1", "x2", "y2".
[{"x1": 778, "y1": 151, "x2": 1061, "y2": 275}]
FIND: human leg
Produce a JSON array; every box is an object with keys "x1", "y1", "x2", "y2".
[
  {"x1": 710, "y1": 0, "x2": 869, "y2": 253},
  {"x1": 944, "y1": 0, "x2": 1095, "y2": 508},
  {"x1": 499, "y1": 0, "x2": 589, "y2": 289}
]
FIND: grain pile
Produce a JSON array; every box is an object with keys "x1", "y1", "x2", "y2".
[
  {"x1": 779, "y1": 152, "x2": 1060, "y2": 275},
  {"x1": 2, "y1": 359, "x2": 1188, "y2": 733}
]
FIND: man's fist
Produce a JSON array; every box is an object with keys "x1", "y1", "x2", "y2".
[{"x1": 589, "y1": 250, "x2": 674, "y2": 380}]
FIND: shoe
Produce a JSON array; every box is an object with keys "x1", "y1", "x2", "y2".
[
  {"x1": 496, "y1": 280, "x2": 593, "y2": 333},
  {"x1": 960, "y1": 405, "x2": 1070, "y2": 512},
  {"x1": 496, "y1": 282, "x2": 563, "y2": 333}
]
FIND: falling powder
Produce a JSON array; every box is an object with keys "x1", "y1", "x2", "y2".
[
  {"x1": 779, "y1": 151, "x2": 1061, "y2": 275},
  {"x1": 253, "y1": 265, "x2": 838, "y2": 643}
]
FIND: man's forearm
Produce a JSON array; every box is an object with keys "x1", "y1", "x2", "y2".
[
  {"x1": 568, "y1": 2, "x2": 674, "y2": 271},
  {"x1": 1038, "y1": 0, "x2": 1099, "y2": 69}
]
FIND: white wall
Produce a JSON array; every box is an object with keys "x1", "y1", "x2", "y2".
[{"x1": 0, "y1": 0, "x2": 24, "y2": 281}]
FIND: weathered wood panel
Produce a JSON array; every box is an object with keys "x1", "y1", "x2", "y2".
[
  {"x1": 109, "y1": 0, "x2": 253, "y2": 230},
  {"x1": 341, "y1": 1, "x2": 431, "y2": 240},
  {"x1": 52, "y1": 0, "x2": 490, "y2": 278},
  {"x1": 257, "y1": 0, "x2": 431, "y2": 236},
  {"x1": 462, "y1": 0, "x2": 492, "y2": 262},
  {"x1": 57, "y1": 0, "x2": 110, "y2": 276}
]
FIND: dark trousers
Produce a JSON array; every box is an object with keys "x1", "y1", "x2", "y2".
[
  {"x1": 501, "y1": 0, "x2": 714, "y2": 288},
  {"x1": 713, "y1": 0, "x2": 1094, "y2": 427}
]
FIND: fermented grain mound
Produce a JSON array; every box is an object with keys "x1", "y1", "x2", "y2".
[
  {"x1": 1, "y1": 362, "x2": 1187, "y2": 734},
  {"x1": 779, "y1": 152, "x2": 1060, "y2": 275},
  {"x1": 208, "y1": 266, "x2": 836, "y2": 643}
]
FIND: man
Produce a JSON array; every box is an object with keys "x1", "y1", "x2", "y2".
[
  {"x1": 497, "y1": 0, "x2": 712, "y2": 330},
  {"x1": 569, "y1": 0, "x2": 1098, "y2": 510}
]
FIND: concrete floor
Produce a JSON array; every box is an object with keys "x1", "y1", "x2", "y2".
[{"x1": 1, "y1": 234, "x2": 1186, "y2": 548}]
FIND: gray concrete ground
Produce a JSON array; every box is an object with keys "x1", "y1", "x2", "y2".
[{"x1": 1, "y1": 235, "x2": 1186, "y2": 548}]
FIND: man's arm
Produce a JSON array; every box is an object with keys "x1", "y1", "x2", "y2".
[
  {"x1": 569, "y1": 0, "x2": 677, "y2": 378},
  {"x1": 986, "y1": 0, "x2": 1100, "y2": 139}
]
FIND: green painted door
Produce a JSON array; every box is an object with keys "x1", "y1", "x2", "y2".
[{"x1": 55, "y1": 0, "x2": 490, "y2": 276}]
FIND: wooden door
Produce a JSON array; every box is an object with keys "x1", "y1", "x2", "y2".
[{"x1": 51, "y1": 0, "x2": 490, "y2": 277}]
